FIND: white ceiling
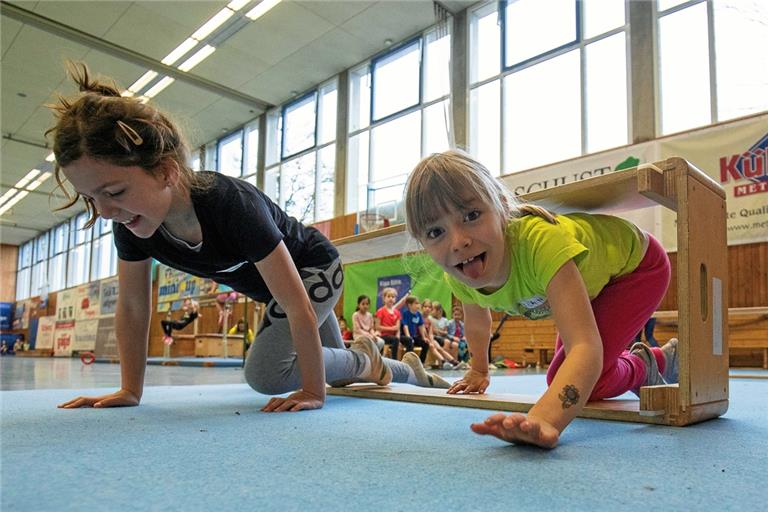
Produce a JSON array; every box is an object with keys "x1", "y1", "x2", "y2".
[{"x1": 0, "y1": 0, "x2": 475, "y2": 246}]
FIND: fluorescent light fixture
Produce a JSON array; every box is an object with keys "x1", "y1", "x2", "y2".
[
  {"x1": 192, "y1": 7, "x2": 235, "y2": 41},
  {"x1": 0, "y1": 188, "x2": 19, "y2": 206},
  {"x1": 27, "y1": 172, "x2": 52, "y2": 191},
  {"x1": 227, "y1": 0, "x2": 251, "y2": 10},
  {"x1": 178, "y1": 45, "x2": 216, "y2": 72},
  {"x1": 128, "y1": 71, "x2": 159, "y2": 93},
  {"x1": 0, "y1": 190, "x2": 29, "y2": 216},
  {"x1": 144, "y1": 77, "x2": 176, "y2": 99},
  {"x1": 162, "y1": 38, "x2": 198, "y2": 65},
  {"x1": 45, "y1": 152, "x2": 56, "y2": 162},
  {"x1": 246, "y1": 0, "x2": 281, "y2": 20},
  {"x1": 16, "y1": 169, "x2": 41, "y2": 189}
]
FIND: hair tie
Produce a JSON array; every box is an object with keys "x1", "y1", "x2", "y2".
[{"x1": 116, "y1": 120, "x2": 143, "y2": 145}]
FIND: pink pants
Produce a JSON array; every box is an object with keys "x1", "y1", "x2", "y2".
[{"x1": 545, "y1": 234, "x2": 671, "y2": 399}]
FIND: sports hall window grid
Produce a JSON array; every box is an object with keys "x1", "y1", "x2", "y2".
[
  {"x1": 346, "y1": 26, "x2": 452, "y2": 218},
  {"x1": 15, "y1": 213, "x2": 116, "y2": 300},
  {"x1": 13, "y1": 0, "x2": 768, "y2": 301},
  {"x1": 262, "y1": 80, "x2": 338, "y2": 225},
  {"x1": 469, "y1": 0, "x2": 630, "y2": 175}
]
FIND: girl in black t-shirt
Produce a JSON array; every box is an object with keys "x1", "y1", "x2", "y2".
[{"x1": 49, "y1": 63, "x2": 448, "y2": 413}]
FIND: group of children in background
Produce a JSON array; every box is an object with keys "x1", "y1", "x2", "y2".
[{"x1": 338, "y1": 290, "x2": 470, "y2": 370}]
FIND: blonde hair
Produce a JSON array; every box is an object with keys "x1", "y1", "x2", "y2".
[
  {"x1": 381, "y1": 287, "x2": 397, "y2": 298},
  {"x1": 46, "y1": 62, "x2": 211, "y2": 227},
  {"x1": 404, "y1": 150, "x2": 556, "y2": 240}
]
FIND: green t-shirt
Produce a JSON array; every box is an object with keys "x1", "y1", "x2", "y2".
[{"x1": 446, "y1": 213, "x2": 646, "y2": 320}]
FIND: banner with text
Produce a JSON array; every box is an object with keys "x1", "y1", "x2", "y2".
[
  {"x1": 99, "y1": 277, "x2": 119, "y2": 315},
  {"x1": 658, "y1": 114, "x2": 768, "y2": 249},
  {"x1": 74, "y1": 283, "x2": 100, "y2": 321},
  {"x1": 34, "y1": 316, "x2": 56, "y2": 351},
  {"x1": 500, "y1": 143, "x2": 662, "y2": 239}
]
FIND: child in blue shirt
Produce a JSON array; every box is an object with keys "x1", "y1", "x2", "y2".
[{"x1": 400, "y1": 297, "x2": 431, "y2": 363}]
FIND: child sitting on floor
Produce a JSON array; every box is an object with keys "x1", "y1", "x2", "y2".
[{"x1": 352, "y1": 295, "x2": 385, "y2": 352}]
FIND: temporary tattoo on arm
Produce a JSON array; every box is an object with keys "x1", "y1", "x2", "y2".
[{"x1": 558, "y1": 384, "x2": 580, "y2": 409}]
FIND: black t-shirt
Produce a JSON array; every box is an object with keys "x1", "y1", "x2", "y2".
[{"x1": 113, "y1": 172, "x2": 338, "y2": 303}]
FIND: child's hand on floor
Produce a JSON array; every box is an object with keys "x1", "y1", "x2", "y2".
[
  {"x1": 261, "y1": 389, "x2": 324, "y2": 412},
  {"x1": 471, "y1": 412, "x2": 560, "y2": 449},
  {"x1": 447, "y1": 369, "x2": 489, "y2": 394},
  {"x1": 58, "y1": 388, "x2": 140, "y2": 409}
]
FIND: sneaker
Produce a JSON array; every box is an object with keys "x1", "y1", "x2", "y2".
[
  {"x1": 661, "y1": 338, "x2": 679, "y2": 384},
  {"x1": 629, "y1": 342, "x2": 666, "y2": 396},
  {"x1": 453, "y1": 361, "x2": 470, "y2": 370},
  {"x1": 163, "y1": 335, "x2": 174, "y2": 346},
  {"x1": 442, "y1": 361, "x2": 455, "y2": 370},
  {"x1": 350, "y1": 336, "x2": 392, "y2": 386},
  {"x1": 402, "y1": 352, "x2": 451, "y2": 389}
]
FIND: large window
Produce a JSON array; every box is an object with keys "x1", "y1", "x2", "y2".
[
  {"x1": 217, "y1": 130, "x2": 244, "y2": 177},
  {"x1": 29, "y1": 233, "x2": 49, "y2": 297},
  {"x1": 15, "y1": 241, "x2": 32, "y2": 300},
  {"x1": 264, "y1": 79, "x2": 338, "y2": 224},
  {"x1": 91, "y1": 218, "x2": 117, "y2": 281},
  {"x1": 48, "y1": 222, "x2": 69, "y2": 293},
  {"x1": 657, "y1": 0, "x2": 768, "y2": 135},
  {"x1": 469, "y1": 0, "x2": 628, "y2": 174},
  {"x1": 347, "y1": 26, "x2": 452, "y2": 217},
  {"x1": 66, "y1": 213, "x2": 92, "y2": 288}
]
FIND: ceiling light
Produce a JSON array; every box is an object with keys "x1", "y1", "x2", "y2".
[
  {"x1": 162, "y1": 38, "x2": 199, "y2": 65},
  {"x1": 0, "y1": 190, "x2": 29, "y2": 216},
  {"x1": 16, "y1": 169, "x2": 41, "y2": 189},
  {"x1": 227, "y1": 0, "x2": 251, "y2": 10},
  {"x1": 144, "y1": 77, "x2": 176, "y2": 99},
  {"x1": 0, "y1": 188, "x2": 19, "y2": 206},
  {"x1": 128, "y1": 71, "x2": 159, "y2": 94},
  {"x1": 27, "y1": 172, "x2": 52, "y2": 191},
  {"x1": 178, "y1": 45, "x2": 216, "y2": 72},
  {"x1": 192, "y1": 7, "x2": 235, "y2": 41},
  {"x1": 245, "y1": 0, "x2": 282, "y2": 20}
]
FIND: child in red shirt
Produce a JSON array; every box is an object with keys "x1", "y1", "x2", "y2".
[{"x1": 375, "y1": 287, "x2": 405, "y2": 359}]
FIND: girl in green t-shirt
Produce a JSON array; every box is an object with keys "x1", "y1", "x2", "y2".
[{"x1": 404, "y1": 150, "x2": 679, "y2": 448}]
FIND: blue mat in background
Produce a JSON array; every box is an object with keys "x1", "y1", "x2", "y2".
[
  {"x1": 2, "y1": 376, "x2": 767, "y2": 511},
  {"x1": 145, "y1": 357, "x2": 244, "y2": 368}
]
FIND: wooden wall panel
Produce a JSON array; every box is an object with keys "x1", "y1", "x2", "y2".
[
  {"x1": 657, "y1": 242, "x2": 767, "y2": 311},
  {"x1": 0, "y1": 244, "x2": 19, "y2": 302}
]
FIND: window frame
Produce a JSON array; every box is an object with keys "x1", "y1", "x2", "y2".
[
  {"x1": 280, "y1": 90, "x2": 319, "y2": 161},
  {"x1": 347, "y1": 25, "x2": 452, "y2": 216},
  {"x1": 370, "y1": 37, "x2": 423, "y2": 124},
  {"x1": 216, "y1": 129, "x2": 245, "y2": 177},
  {"x1": 499, "y1": 0, "x2": 581, "y2": 72},
  {"x1": 469, "y1": 0, "x2": 630, "y2": 173}
]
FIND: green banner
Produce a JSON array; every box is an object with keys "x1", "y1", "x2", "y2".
[{"x1": 342, "y1": 253, "x2": 452, "y2": 322}]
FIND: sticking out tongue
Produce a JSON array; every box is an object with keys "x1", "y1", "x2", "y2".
[{"x1": 462, "y1": 255, "x2": 484, "y2": 279}]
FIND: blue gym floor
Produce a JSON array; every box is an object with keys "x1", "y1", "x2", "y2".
[{"x1": 2, "y1": 357, "x2": 766, "y2": 511}]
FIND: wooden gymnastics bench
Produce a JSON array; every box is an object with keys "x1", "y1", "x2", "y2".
[{"x1": 330, "y1": 157, "x2": 729, "y2": 427}]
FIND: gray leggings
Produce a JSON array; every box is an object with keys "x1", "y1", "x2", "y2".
[{"x1": 244, "y1": 259, "x2": 411, "y2": 395}]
